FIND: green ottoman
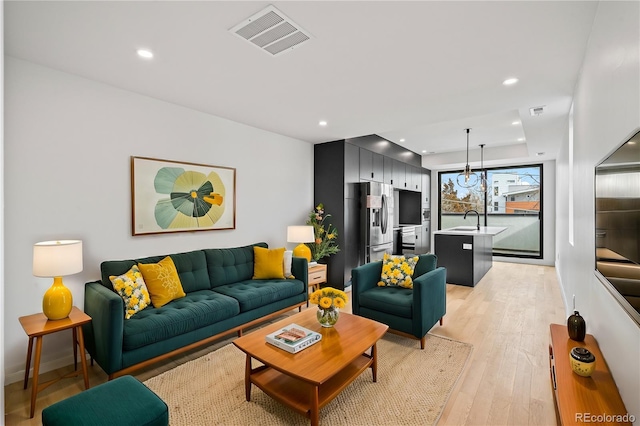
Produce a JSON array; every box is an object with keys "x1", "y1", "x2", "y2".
[{"x1": 42, "y1": 375, "x2": 168, "y2": 426}]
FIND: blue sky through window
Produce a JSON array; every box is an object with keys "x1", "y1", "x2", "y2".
[{"x1": 440, "y1": 166, "x2": 541, "y2": 198}]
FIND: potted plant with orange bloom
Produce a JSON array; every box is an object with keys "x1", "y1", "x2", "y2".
[
  {"x1": 305, "y1": 203, "x2": 340, "y2": 262},
  {"x1": 309, "y1": 287, "x2": 348, "y2": 327}
]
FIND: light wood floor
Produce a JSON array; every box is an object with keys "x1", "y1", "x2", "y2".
[{"x1": 4, "y1": 261, "x2": 565, "y2": 425}]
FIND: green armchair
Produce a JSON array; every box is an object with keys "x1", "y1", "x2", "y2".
[{"x1": 351, "y1": 254, "x2": 446, "y2": 349}]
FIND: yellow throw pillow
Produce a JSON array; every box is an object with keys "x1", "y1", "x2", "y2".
[
  {"x1": 138, "y1": 256, "x2": 186, "y2": 308},
  {"x1": 109, "y1": 264, "x2": 151, "y2": 319},
  {"x1": 378, "y1": 252, "x2": 419, "y2": 288},
  {"x1": 253, "y1": 246, "x2": 286, "y2": 279}
]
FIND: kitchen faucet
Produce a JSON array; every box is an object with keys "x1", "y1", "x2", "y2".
[{"x1": 464, "y1": 210, "x2": 480, "y2": 230}]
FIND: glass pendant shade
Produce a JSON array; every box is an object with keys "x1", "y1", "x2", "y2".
[
  {"x1": 456, "y1": 128, "x2": 479, "y2": 188},
  {"x1": 479, "y1": 144, "x2": 488, "y2": 193}
]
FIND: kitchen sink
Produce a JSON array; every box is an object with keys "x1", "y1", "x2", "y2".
[{"x1": 448, "y1": 226, "x2": 479, "y2": 231}]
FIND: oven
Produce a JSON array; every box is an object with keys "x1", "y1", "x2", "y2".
[{"x1": 401, "y1": 226, "x2": 416, "y2": 254}]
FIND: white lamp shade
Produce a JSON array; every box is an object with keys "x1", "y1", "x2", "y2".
[
  {"x1": 33, "y1": 240, "x2": 83, "y2": 277},
  {"x1": 287, "y1": 226, "x2": 314, "y2": 243}
]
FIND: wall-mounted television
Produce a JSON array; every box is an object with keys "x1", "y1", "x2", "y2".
[{"x1": 595, "y1": 129, "x2": 640, "y2": 326}]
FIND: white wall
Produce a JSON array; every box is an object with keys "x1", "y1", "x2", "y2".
[
  {"x1": 556, "y1": 1, "x2": 640, "y2": 420},
  {"x1": 3, "y1": 57, "x2": 314, "y2": 384}
]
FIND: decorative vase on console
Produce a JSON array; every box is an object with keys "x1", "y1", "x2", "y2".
[{"x1": 567, "y1": 296, "x2": 586, "y2": 341}]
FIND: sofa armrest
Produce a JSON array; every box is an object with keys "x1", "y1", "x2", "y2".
[
  {"x1": 291, "y1": 257, "x2": 309, "y2": 287},
  {"x1": 83, "y1": 281, "x2": 125, "y2": 375},
  {"x1": 412, "y1": 267, "x2": 447, "y2": 337},
  {"x1": 351, "y1": 261, "x2": 383, "y2": 315}
]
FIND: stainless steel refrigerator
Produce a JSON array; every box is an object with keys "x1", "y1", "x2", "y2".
[{"x1": 360, "y1": 182, "x2": 395, "y2": 264}]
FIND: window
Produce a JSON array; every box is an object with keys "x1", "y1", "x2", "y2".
[{"x1": 438, "y1": 164, "x2": 543, "y2": 259}]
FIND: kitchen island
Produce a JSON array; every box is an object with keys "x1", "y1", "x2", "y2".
[{"x1": 433, "y1": 226, "x2": 506, "y2": 287}]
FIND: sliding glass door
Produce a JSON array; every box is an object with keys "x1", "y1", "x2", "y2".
[{"x1": 438, "y1": 164, "x2": 542, "y2": 258}]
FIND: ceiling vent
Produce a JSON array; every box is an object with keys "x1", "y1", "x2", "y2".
[
  {"x1": 529, "y1": 105, "x2": 545, "y2": 116},
  {"x1": 230, "y1": 5, "x2": 312, "y2": 56}
]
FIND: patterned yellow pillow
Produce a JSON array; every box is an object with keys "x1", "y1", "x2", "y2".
[
  {"x1": 109, "y1": 265, "x2": 151, "y2": 319},
  {"x1": 138, "y1": 256, "x2": 186, "y2": 308},
  {"x1": 253, "y1": 246, "x2": 286, "y2": 279},
  {"x1": 378, "y1": 253, "x2": 419, "y2": 288}
]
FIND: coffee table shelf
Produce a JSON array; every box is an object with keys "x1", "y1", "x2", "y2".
[{"x1": 250, "y1": 354, "x2": 372, "y2": 415}]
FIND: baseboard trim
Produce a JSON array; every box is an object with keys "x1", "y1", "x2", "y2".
[{"x1": 4, "y1": 352, "x2": 91, "y2": 387}]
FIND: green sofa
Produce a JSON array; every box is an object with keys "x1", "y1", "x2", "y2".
[
  {"x1": 83, "y1": 242, "x2": 308, "y2": 379},
  {"x1": 351, "y1": 254, "x2": 446, "y2": 349}
]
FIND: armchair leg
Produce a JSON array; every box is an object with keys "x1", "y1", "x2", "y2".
[
  {"x1": 420, "y1": 336, "x2": 426, "y2": 350},
  {"x1": 440, "y1": 317, "x2": 443, "y2": 326}
]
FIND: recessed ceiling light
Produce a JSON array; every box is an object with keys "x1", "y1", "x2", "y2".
[
  {"x1": 399, "y1": 138, "x2": 406, "y2": 143},
  {"x1": 512, "y1": 121, "x2": 520, "y2": 125},
  {"x1": 421, "y1": 150, "x2": 426, "y2": 153},
  {"x1": 136, "y1": 49, "x2": 154, "y2": 59},
  {"x1": 318, "y1": 120, "x2": 327, "y2": 127},
  {"x1": 518, "y1": 138, "x2": 525, "y2": 142},
  {"x1": 503, "y1": 77, "x2": 519, "y2": 86}
]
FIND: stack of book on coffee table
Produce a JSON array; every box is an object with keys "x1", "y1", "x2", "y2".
[{"x1": 265, "y1": 324, "x2": 322, "y2": 353}]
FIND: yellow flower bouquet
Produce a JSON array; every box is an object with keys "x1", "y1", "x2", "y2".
[{"x1": 309, "y1": 287, "x2": 348, "y2": 327}]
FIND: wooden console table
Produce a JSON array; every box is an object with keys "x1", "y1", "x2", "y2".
[{"x1": 548, "y1": 323, "x2": 631, "y2": 425}]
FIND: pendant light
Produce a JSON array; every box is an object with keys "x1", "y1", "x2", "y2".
[
  {"x1": 456, "y1": 128, "x2": 478, "y2": 188},
  {"x1": 479, "y1": 144, "x2": 488, "y2": 193}
]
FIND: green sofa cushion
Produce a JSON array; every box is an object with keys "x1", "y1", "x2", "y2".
[
  {"x1": 100, "y1": 250, "x2": 210, "y2": 293},
  {"x1": 122, "y1": 290, "x2": 239, "y2": 351},
  {"x1": 358, "y1": 286, "x2": 414, "y2": 318},
  {"x1": 213, "y1": 279, "x2": 305, "y2": 312},
  {"x1": 203, "y1": 242, "x2": 267, "y2": 287}
]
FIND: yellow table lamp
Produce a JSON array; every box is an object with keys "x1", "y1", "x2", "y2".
[
  {"x1": 33, "y1": 240, "x2": 83, "y2": 320},
  {"x1": 287, "y1": 226, "x2": 314, "y2": 262}
]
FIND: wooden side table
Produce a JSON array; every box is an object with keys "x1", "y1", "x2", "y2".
[
  {"x1": 19, "y1": 306, "x2": 92, "y2": 418},
  {"x1": 549, "y1": 323, "x2": 631, "y2": 425},
  {"x1": 308, "y1": 263, "x2": 327, "y2": 293}
]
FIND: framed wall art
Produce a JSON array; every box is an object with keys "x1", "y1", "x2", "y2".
[{"x1": 131, "y1": 156, "x2": 236, "y2": 236}]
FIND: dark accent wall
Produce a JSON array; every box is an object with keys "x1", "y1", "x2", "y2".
[{"x1": 314, "y1": 141, "x2": 360, "y2": 289}]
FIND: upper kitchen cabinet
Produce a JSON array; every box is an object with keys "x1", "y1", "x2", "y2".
[
  {"x1": 422, "y1": 171, "x2": 431, "y2": 207},
  {"x1": 393, "y1": 160, "x2": 408, "y2": 190},
  {"x1": 409, "y1": 166, "x2": 422, "y2": 192},
  {"x1": 359, "y1": 148, "x2": 383, "y2": 182},
  {"x1": 391, "y1": 161, "x2": 422, "y2": 193},
  {"x1": 383, "y1": 156, "x2": 394, "y2": 185}
]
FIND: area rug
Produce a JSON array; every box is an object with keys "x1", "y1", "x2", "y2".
[{"x1": 143, "y1": 333, "x2": 472, "y2": 425}]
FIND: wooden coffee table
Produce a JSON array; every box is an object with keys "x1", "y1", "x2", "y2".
[{"x1": 233, "y1": 308, "x2": 388, "y2": 425}]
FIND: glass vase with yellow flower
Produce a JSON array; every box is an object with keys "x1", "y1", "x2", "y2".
[{"x1": 309, "y1": 287, "x2": 348, "y2": 327}]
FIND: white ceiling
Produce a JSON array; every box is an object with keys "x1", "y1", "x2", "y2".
[{"x1": 4, "y1": 1, "x2": 598, "y2": 170}]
